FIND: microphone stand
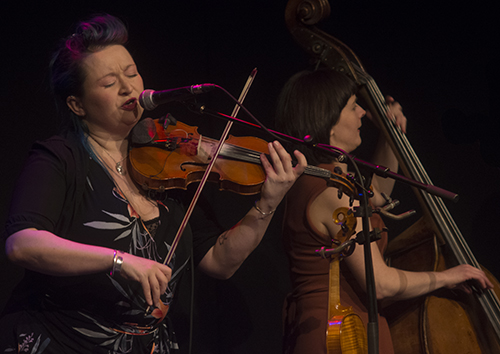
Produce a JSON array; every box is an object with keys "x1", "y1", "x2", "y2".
[{"x1": 189, "y1": 103, "x2": 458, "y2": 354}]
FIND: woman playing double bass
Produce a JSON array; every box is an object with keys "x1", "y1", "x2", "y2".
[{"x1": 276, "y1": 68, "x2": 492, "y2": 354}]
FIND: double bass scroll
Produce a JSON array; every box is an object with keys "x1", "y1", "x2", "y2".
[{"x1": 285, "y1": 0, "x2": 500, "y2": 353}]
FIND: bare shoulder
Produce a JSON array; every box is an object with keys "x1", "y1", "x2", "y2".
[{"x1": 308, "y1": 187, "x2": 354, "y2": 237}]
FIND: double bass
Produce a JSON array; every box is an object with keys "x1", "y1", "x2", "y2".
[{"x1": 284, "y1": 0, "x2": 500, "y2": 352}]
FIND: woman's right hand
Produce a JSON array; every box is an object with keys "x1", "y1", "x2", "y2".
[
  {"x1": 6, "y1": 229, "x2": 171, "y2": 308},
  {"x1": 119, "y1": 253, "x2": 172, "y2": 308}
]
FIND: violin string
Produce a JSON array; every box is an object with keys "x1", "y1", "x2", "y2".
[
  {"x1": 222, "y1": 144, "x2": 262, "y2": 164},
  {"x1": 222, "y1": 143, "x2": 332, "y2": 179}
]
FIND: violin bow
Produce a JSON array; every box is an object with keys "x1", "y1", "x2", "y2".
[{"x1": 163, "y1": 68, "x2": 258, "y2": 266}]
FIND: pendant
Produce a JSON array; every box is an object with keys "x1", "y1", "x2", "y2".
[{"x1": 116, "y1": 162, "x2": 124, "y2": 175}]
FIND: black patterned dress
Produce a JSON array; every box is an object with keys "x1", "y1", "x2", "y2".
[{"x1": 1, "y1": 131, "x2": 219, "y2": 354}]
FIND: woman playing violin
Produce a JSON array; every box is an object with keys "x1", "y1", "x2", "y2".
[
  {"x1": 276, "y1": 68, "x2": 492, "y2": 354},
  {"x1": 0, "y1": 14, "x2": 306, "y2": 353}
]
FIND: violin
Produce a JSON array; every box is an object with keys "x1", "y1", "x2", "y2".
[
  {"x1": 129, "y1": 116, "x2": 362, "y2": 322},
  {"x1": 321, "y1": 207, "x2": 368, "y2": 354},
  {"x1": 128, "y1": 117, "x2": 358, "y2": 198}
]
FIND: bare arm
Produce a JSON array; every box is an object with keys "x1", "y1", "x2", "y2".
[
  {"x1": 369, "y1": 97, "x2": 406, "y2": 207},
  {"x1": 310, "y1": 187, "x2": 493, "y2": 300},
  {"x1": 6, "y1": 229, "x2": 171, "y2": 307},
  {"x1": 198, "y1": 141, "x2": 307, "y2": 279},
  {"x1": 345, "y1": 237, "x2": 492, "y2": 300}
]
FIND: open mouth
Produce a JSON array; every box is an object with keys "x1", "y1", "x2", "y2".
[{"x1": 122, "y1": 98, "x2": 137, "y2": 111}]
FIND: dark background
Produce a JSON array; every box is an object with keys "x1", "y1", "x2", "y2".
[{"x1": 1, "y1": 1, "x2": 498, "y2": 353}]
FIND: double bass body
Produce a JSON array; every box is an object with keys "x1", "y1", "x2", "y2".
[
  {"x1": 284, "y1": 0, "x2": 500, "y2": 352},
  {"x1": 385, "y1": 215, "x2": 500, "y2": 353}
]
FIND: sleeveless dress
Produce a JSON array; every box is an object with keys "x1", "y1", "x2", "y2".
[{"x1": 282, "y1": 163, "x2": 394, "y2": 354}]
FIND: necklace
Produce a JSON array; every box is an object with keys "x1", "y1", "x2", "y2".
[
  {"x1": 88, "y1": 135, "x2": 129, "y2": 175},
  {"x1": 113, "y1": 157, "x2": 127, "y2": 175}
]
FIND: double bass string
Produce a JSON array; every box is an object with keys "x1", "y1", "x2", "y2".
[
  {"x1": 359, "y1": 67, "x2": 500, "y2": 338},
  {"x1": 362, "y1": 70, "x2": 477, "y2": 266},
  {"x1": 331, "y1": 62, "x2": 482, "y2": 271}
]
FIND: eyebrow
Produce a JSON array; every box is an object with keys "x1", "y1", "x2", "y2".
[{"x1": 96, "y1": 64, "x2": 137, "y2": 81}]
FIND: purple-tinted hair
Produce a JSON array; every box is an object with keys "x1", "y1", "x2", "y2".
[{"x1": 49, "y1": 14, "x2": 128, "y2": 130}]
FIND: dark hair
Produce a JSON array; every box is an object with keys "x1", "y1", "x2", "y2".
[
  {"x1": 275, "y1": 69, "x2": 358, "y2": 165},
  {"x1": 49, "y1": 14, "x2": 128, "y2": 132}
]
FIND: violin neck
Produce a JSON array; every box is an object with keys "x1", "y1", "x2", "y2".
[
  {"x1": 328, "y1": 258, "x2": 341, "y2": 318},
  {"x1": 216, "y1": 141, "x2": 336, "y2": 178}
]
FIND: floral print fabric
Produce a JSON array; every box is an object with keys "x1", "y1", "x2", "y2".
[{"x1": 1, "y1": 135, "x2": 197, "y2": 353}]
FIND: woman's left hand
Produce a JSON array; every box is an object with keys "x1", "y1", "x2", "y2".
[
  {"x1": 365, "y1": 96, "x2": 407, "y2": 134},
  {"x1": 386, "y1": 95, "x2": 407, "y2": 133},
  {"x1": 197, "y1": 141, "x2": 306, "y2": 279},
  {"x1": 258, "y1": 141, "x2": 307, "y2": 211}
]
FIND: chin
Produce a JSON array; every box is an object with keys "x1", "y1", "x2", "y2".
[
  {"x1": 134, "y1": 106, "x2": 144, "y2": 120},
  {"x1": 125, "y1": 110, "x2": 143, "y2": 126}
]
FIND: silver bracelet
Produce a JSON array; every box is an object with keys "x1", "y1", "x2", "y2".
[
  {"x1": 110, "y1": 250, "x2": 124, "y2": 277},
  {"x1": 253, "y1": 201, "x2": 276, "y2": 217}
]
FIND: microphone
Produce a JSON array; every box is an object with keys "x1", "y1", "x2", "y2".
[{"x1": 139, "y1": 84, "x2": 215, "y2": 110}]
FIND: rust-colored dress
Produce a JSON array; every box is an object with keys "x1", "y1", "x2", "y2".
[{"x1": 282, "y1": 164, "x2": 394, "y2": 354}]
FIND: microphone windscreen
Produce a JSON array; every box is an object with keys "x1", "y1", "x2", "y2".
[{"x1": 131, "y1": 118, "x2": 157, "y2": 145}]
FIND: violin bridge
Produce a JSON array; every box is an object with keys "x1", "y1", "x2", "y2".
[{"x1": 196, "y1": 135, "x2": 215, "y2": 164}]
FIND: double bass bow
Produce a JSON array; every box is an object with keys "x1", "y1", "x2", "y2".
[{"x1": 284, "y1": 0, "x2": 500, "y2": 353}]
